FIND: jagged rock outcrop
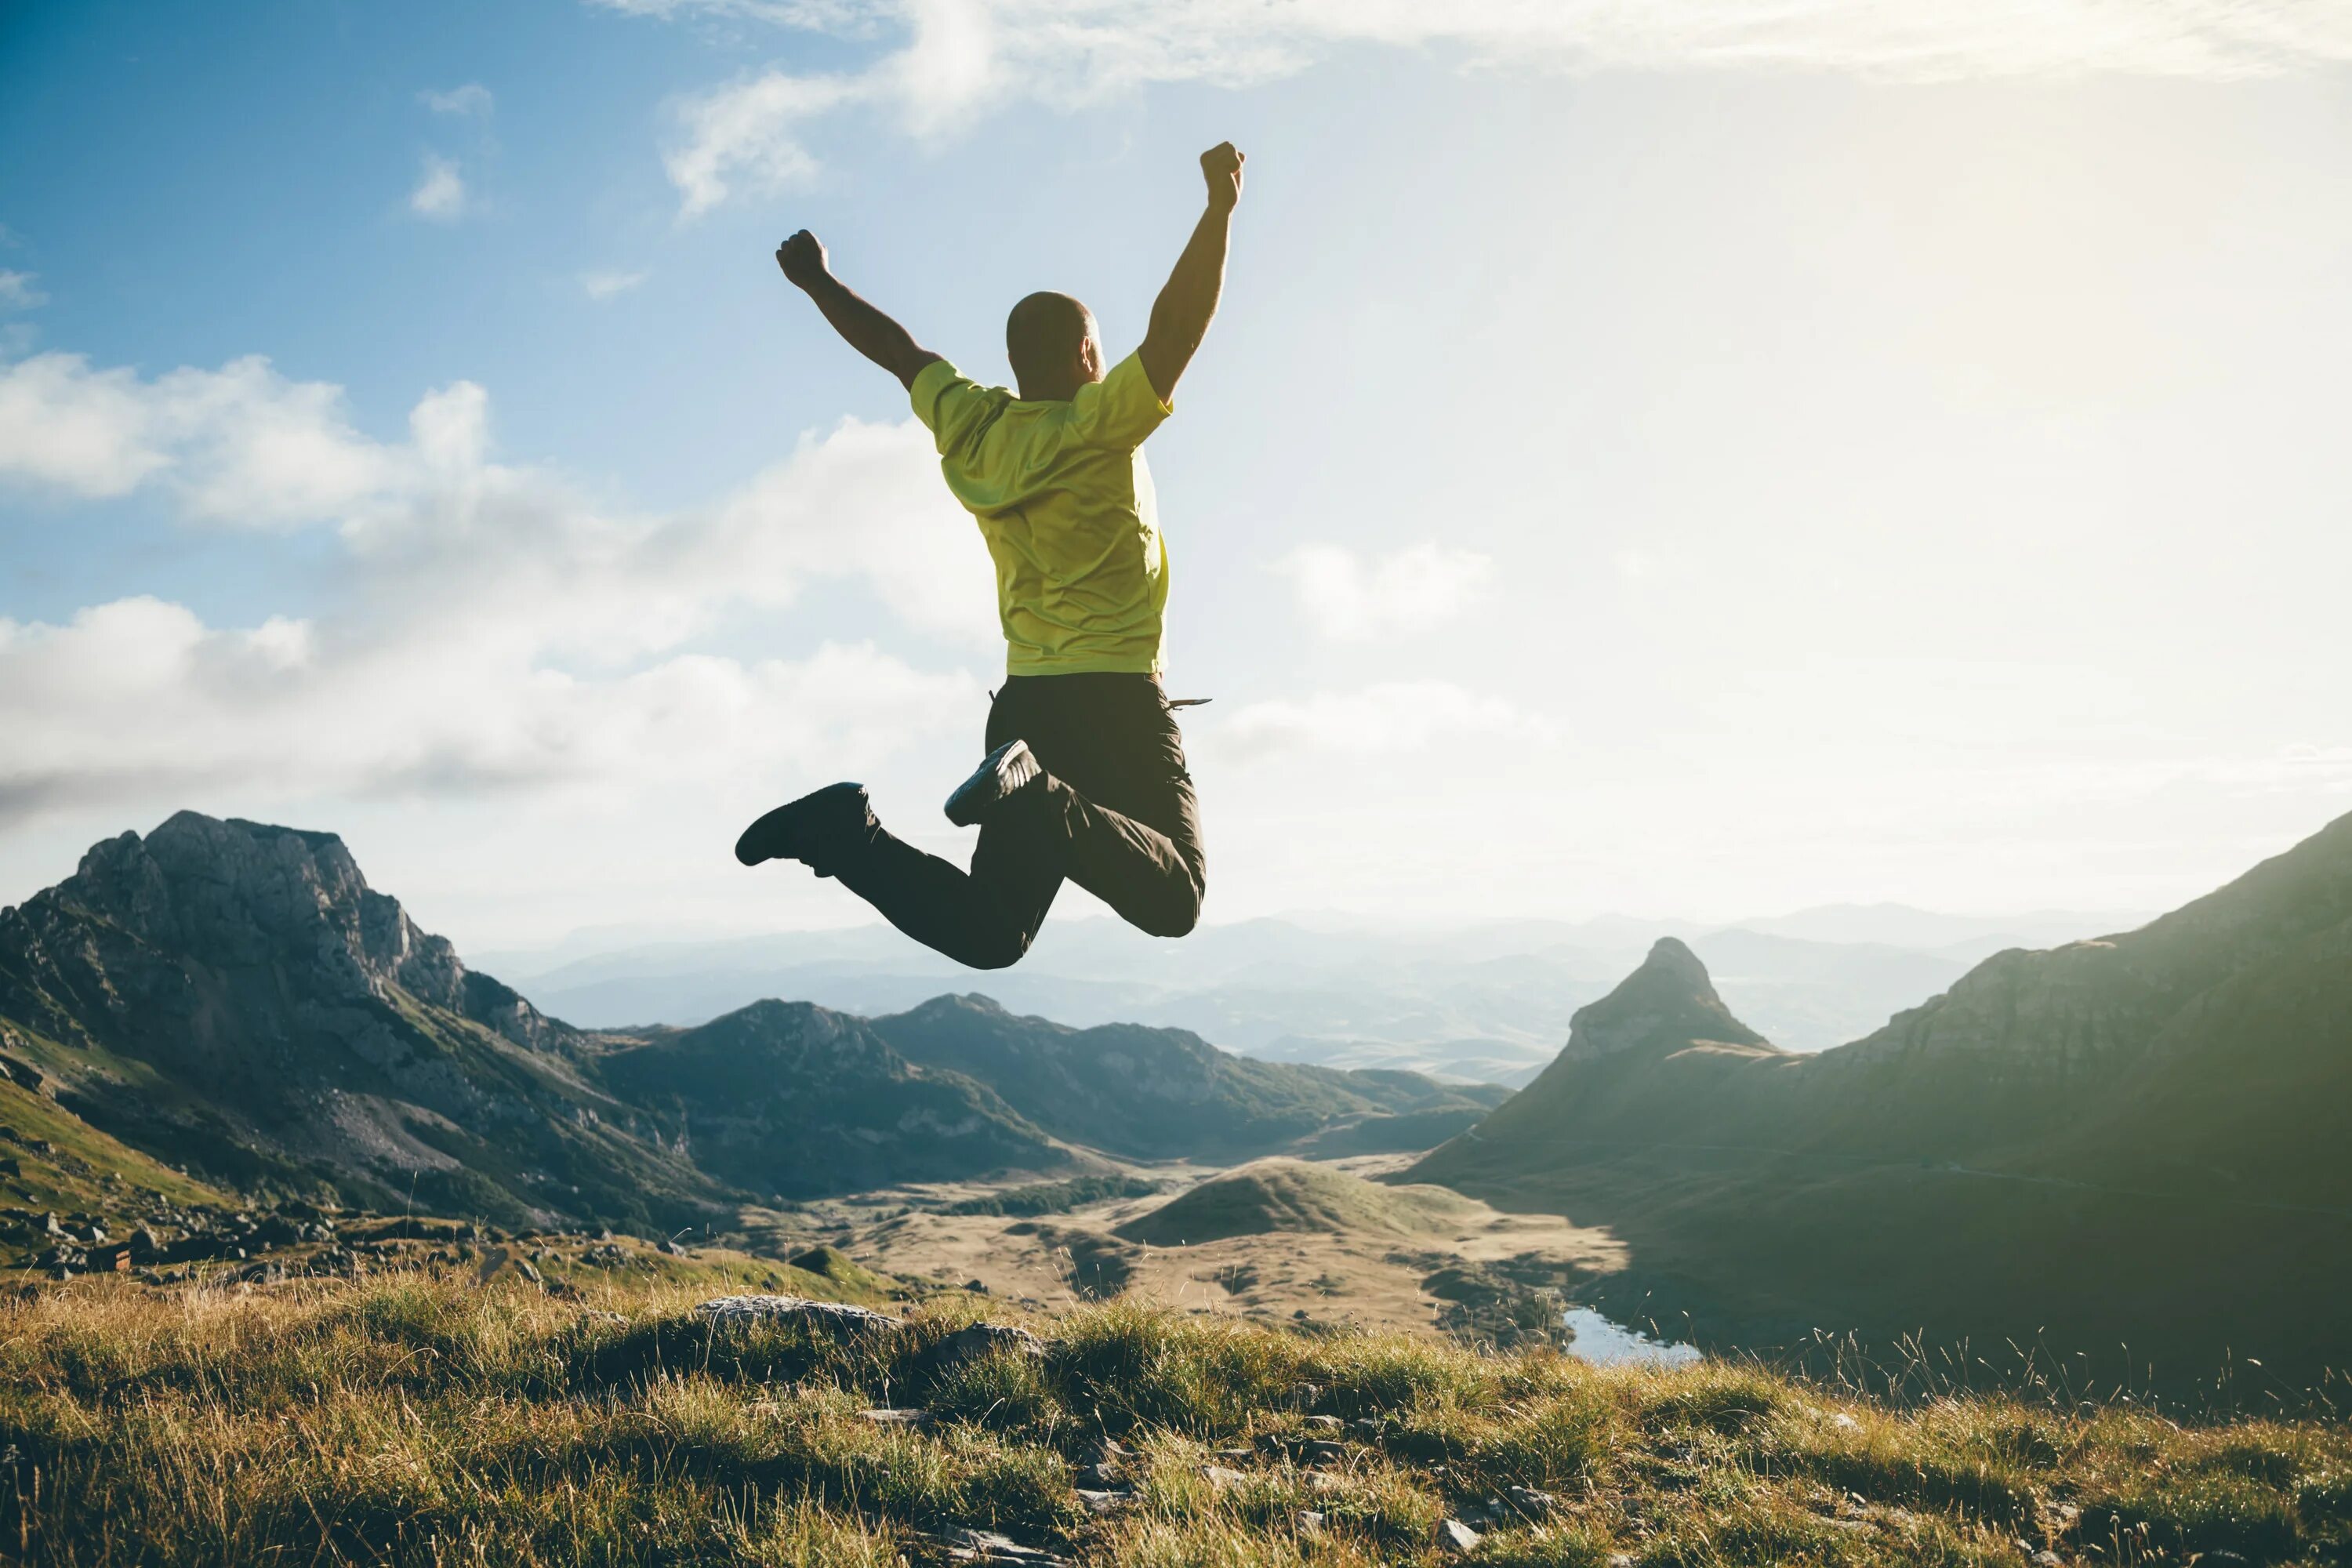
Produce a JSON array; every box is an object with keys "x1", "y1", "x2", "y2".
[
  {"x1": 0, "y1": 812, "x2": 711, "y2": 1225},
  {"x1": 0, "y1": 811, "x2": 564, "y2": 1067}
]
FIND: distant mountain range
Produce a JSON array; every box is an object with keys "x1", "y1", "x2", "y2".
[
  {"x1": 0, "y1": 813, "x2": 1496, "y2": 1229},
  {"x1": 1412, "y1": 808, "x2": 2352, "y2": 1381},
  {"x1": 478, "y1": 905, "x2": 2147, "y2": 1086}
]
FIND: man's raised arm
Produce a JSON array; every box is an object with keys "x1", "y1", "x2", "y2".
[
  {"x1": 777, "y1": 230, "x2": 942, "y2": 392},
  {"x1": 1138, "y1": 143, "x2": 1245, "y2": 403}
]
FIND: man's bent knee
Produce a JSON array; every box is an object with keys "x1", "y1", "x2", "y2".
[
  {"x1": 1132, "y1": 877, "x2": 1203, "y2": 940},
  {"x1": 958, "y1": 926, "x2": 1036, "y2": 971}
]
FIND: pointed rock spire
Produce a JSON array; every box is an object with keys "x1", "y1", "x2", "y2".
[{"x1": 1555, "y1": 937, "x2": 1768, "y2": 1063}]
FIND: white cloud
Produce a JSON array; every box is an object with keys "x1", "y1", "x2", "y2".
[
  {"x1": 580, "y1": 269, "x2": 649, "y2": 299},
  {"x1": 0, "y1": 352, "x2": 398, "y2": 524},
  {"x1": 0, "y1": 354, "x2": 169, "y2": 498},
  {"x1": 667, "y1": 71, "x2": 868, "y2": 215},
  {"x1": 0, "y1": 343, "x2": 1000, "y2": 822},
  {"x1": 409, "y1": 154, "x2": 468, "y2": 221},
  {"x1": 641, "y1": 0, "x2": 2352, "y2": 212},
  {"x1": 0, "y1": 599, "x2": 972, "y2": 822},
  {"x1": 0, "y1": 271, "x2": 44, "y2": 310},
  {"x1": 1276, "y1": 542, "x2": 1490, "y2": 642},
  {"x1": 419, "y1": 83, "x2": 495, "y2": 117},
  {"x1": 1214, "y1": 680, "x2": 1555, "y2": 764}
]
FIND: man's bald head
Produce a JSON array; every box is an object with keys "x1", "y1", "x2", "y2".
[{"x1": 1006, "y1": 291, "x2": 1103, "y2": 401}]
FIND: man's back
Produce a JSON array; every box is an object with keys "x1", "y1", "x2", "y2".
[
  {"x1": 911, "y1": 350, "x2": 1174, "y2": 677},
  {"x1": 737, "y1": 140, "x2": 1241, "y2": 971}
]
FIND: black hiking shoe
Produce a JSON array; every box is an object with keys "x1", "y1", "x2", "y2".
[
  {"x1": 943, "y1": 739, "x2": 1044, "y2": 827},
  {"x1": 735, "y1": 782, "x2": 873, "y2": 870}
]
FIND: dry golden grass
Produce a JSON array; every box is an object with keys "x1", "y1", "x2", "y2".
[{"x1": 1, "y1": 1272, "x2": 2345, "y2": 1566}]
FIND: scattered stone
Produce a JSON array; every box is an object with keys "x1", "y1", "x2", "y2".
[
  {"x1": 695, "y1": 1295, "x2": 905, "y2": 1338},
  {"x1": 965, "y1": 1277, "x2": 989, "y2": 1294},
  {"x1": 1080, "y1": 1436, "x2": 1131, "y2": 1486},
  {"x1": 932, "y1": 1525, "x2": 1068, "y2": 1566},
  {"x1": 129, "y1": 1226, "x2": 162, "y2": 1258},
  {"x1": 858, "y1": 1406, "x2": 931, "y2": 1428},
  {"x1": 1301, "y1": 1440, "x2": 1348, "y2": 1466},
  {"x1": 1202, "y1": 1465, "x2": 1248, "y2": 1490},
  {"x1": 1831, "y1": 1412, "x2": 1861, "y2": 1432},
  {"x1": 1302, "y1": 1414, "x2": 1343, "y2": 1433},
  {"x1": 923, "y1": 1320, "x2": 1049, "y2": 1374},
  {"x1": 1436, "y1": 1519, "x2": 1482, "y2": 1554},
  {"x1": 2033, "y1": 1556, "x2": 2063, "y2": 1568},
  {"x1": 1296, "y1": 1510, "x2": 1326, "y2": 1533},
  {"x1": 514, "y1": 1259, "x2": 542, "y2": 1284},
  {"x1": 1073, "y1": 1487, "x2": 1132, "y2": 1515},
  {"x1": 1608, "y1": 1555, "x2": 1636, "y2": 1568},
  {"x1": 1506, "y1": 1484, "x2": 1559, "y2": 1520},
  {"x1": 659, "y1": 1239, "x2": 689, "y2": 1257}
]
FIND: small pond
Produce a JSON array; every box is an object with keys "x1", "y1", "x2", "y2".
[{"x1": 1561, "y1": 1307, "x2": 1701, "y2": 1367}]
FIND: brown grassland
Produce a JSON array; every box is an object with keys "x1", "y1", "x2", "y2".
[{"x1": 2, "y1": 1264, "x2": 2347, "y2": 1567}]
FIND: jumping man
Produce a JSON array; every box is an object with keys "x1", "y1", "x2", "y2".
[{"x1": 735, "y1": 142, "x2": 1246, "y2": 969}]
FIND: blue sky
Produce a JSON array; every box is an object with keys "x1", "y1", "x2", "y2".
[{"x1": 4, "y1": 1, "x2": 2351, "y2": 950}]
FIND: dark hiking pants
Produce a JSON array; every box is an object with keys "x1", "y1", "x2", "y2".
[{"x1": 830, "y1": 673, "x2": 1207, "y2": 969}]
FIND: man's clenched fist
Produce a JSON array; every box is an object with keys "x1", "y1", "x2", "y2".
[
  {"x1": 776, "y1": 230, "x2": 829, "y2": 289},
  {"x1": 1200, "y1": 143, "x2": 1244, "y2": 211}
]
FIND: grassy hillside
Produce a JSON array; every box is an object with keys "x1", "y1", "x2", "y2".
[
  {"x1": 0, "y1": 1075, "x2": 227, "y2": 1214},
  {"x1": 1116, "y1": 1158, "x2": 1481, "y2": 1246},
  {"x1": 3, "y1": 1273, "x2": 2345, "y2": 1566}
]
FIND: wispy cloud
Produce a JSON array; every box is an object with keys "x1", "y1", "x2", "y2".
[
  {"x1": 0, "y1": 343, "x2": 999, "y2": 822},
  {"x1": 579, "y1": 269, "x2": 649, "y2": 300},
  {"x1": 419, "y1": 82, "x2": 495, "y2": 118},
  {"x1": 1215, "y1": 680, "x2": 1555, "y2": 764},
  {"x1": 0, "y1": 270, "x2": 45, "y2": 310},
  {"x1": 1276, "y1": 543, "x2": 1491, "y2": 642},
  {"x1": 636, "y1": 0, "x2": 2352, "y2": 213},
  {"x1": 408, "y1": 154, "x2": 469, "y2": 221}
]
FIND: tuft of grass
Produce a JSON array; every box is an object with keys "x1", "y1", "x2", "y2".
[{"x1": 0, "y1": 1272, "x2": 2346, "y2": 1566}]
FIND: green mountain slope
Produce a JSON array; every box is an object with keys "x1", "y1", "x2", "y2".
[
  {"x1": 598, "y1": 1000, "x2": 1068, "y2": 1198},
  {"x1": 1412, "y1": 809, "x2": 2352, "y2": 1379},
  {"x1": 869, "y1": 993, "x2": 1506, "y2": 1161}
]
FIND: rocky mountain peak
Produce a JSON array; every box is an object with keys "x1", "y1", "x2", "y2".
[
  {"x1": 1554, "y1": 937, "x2": 1769, "y2": 1063},
  {"x1": 44, "y1": 811, "x2": 560, "y2": 1052}
]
